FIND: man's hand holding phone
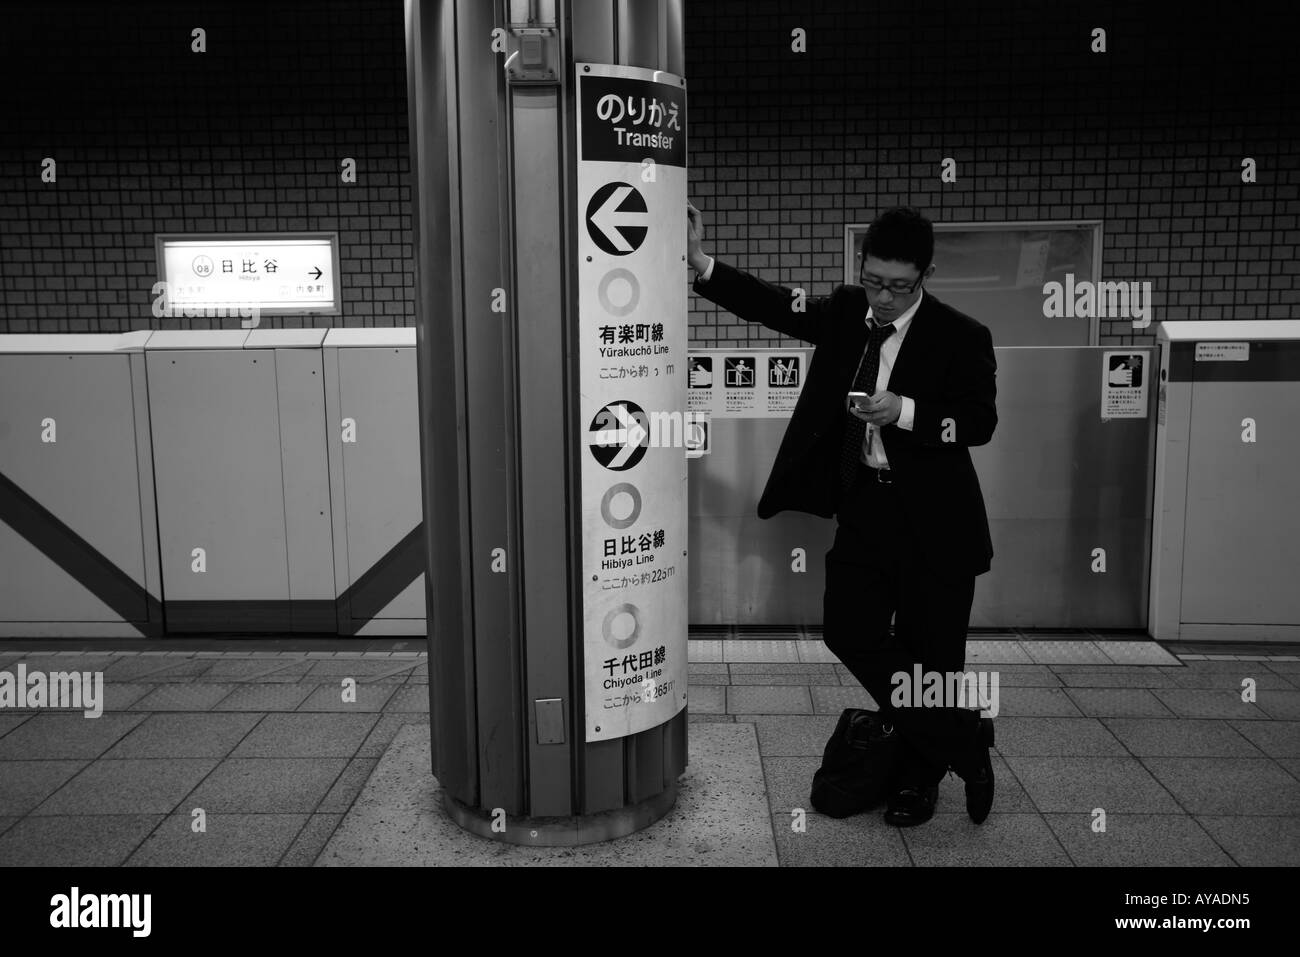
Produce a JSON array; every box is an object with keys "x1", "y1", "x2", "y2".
[{"x1": 847, "y1": 389, "x2": 902, "y2": 426}]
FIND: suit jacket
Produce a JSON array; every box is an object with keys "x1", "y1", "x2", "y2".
[{"x1": 693, "y1": 259, "x2": 998, "y2": 577}]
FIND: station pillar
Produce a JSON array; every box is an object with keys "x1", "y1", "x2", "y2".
[{"x1": 405, "y1": 0, "x2": 690, "y2": 844}]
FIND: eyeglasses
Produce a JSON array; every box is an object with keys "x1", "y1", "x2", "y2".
[{"x1": 859, "y1": 270, "x2": 924, "y2": 295}]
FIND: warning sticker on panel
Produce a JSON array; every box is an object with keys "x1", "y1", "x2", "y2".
[
  {"x1": 1194, "y1": 342, "x2": 1250, "y2": 362},
  {"x1": 1101, "y1": 351, "x2": 1149, "y2": 420},
  {"x1": 687, "y1": 348, "x2": 813, "y2": 419}
]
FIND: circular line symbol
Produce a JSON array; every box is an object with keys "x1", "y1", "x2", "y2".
[
  {"x1": 585, "y1": 182, "x2": 648, "y2": 256},
  {"x1": 602, "y1": 603, "x2": 641, "y2": 650},
  {"x1": 600, "y1": 482, "x2": 642, "y2": 529},
  {"x1": 597, "y1": 268, "x2": 640, "y2": 317}
]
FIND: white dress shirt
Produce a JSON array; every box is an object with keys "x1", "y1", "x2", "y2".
[
  {"x1": 859, "y1": 294, "x2": 920, "y2": 468},
  {"x1": 695, "y1": 255, "x2": 919, "y2": 467}
]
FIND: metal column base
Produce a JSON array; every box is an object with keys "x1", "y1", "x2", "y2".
[{"x1": 441, "y1": 784, "x2": 678, "y2": 847}]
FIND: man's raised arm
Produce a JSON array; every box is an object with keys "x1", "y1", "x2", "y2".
[{"x1": 687, "y1": 201, "x2": 843, "y2": 347}]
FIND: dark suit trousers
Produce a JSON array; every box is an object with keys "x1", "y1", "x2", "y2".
[{"x1": 823, "y1": 463, "x2": 984, "y2": 787}]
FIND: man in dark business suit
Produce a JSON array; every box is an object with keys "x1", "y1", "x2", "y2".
[{"x1": 687, "y1": 204, "x2": 997, "y2": 827}]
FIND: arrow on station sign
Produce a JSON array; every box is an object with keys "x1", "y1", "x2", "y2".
[
  {"x1": 585, "y1": 183, "x2": 648, "y2": 256},
  {"x1": 309, "y1": 266, "x2": 323, "y2": 280},
  {"x1": 589, "y1": 400, "x2": 649, "y2": 471}
]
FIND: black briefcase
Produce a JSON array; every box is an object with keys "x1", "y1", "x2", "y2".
[{"x1": 809, "y1": 708, "x2": 903, "y2": 818}]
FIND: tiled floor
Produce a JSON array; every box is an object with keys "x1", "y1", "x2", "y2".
[{"x1": 0, "y1": 637, "x2": 1297, "y2": 866}]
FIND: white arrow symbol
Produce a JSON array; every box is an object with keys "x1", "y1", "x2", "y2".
[
  {"x1": 593, "y1": 404, "x2": 648, "y2": 467},
  {"x1": 590, "y1": 186, "x2": 645, "y2": 253}
]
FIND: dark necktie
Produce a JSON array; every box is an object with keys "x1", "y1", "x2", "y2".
[{"x1": 839, "y1": 321, "x2": 896, "y2": 490}]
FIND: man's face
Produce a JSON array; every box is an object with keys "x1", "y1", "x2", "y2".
[{"x1": 859, "y1": 254, "x2": 934, "y2": 323}]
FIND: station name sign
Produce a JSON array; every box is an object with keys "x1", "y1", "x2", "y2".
[{"x1": 155, "y1": 233, "x2": 341, "y2": 316}]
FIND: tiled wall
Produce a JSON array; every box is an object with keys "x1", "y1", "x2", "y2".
[
  {"x1": 684, "y1": 0, "x2": 1300, "y2": 347},
  {"x1": 0, "y1": 0, "x2": 411, "y2": 332},
  {"x1": 1, "y1": 1, "x2": 1296, "y2": 345}
]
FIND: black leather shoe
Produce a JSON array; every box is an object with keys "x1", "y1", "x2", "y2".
[
  {"x1": 883, "y1": 784, "x2": 938, "y2": 827},
  {"x1": 962, "y1": 717, "x2": 995, "y2": 825}
]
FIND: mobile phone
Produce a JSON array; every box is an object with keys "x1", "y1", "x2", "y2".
[{"x1": 847, "y1": 390, "x2": 872, "y2": 411}]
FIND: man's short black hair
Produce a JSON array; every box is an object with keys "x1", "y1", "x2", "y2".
[{"x1": 862, "y1": 207, "x2": 934, "y2": 275}]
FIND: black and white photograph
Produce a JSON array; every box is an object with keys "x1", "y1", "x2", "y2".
[{"x1": 0, "y1": 0, "x2": 1294, "y2": 934}]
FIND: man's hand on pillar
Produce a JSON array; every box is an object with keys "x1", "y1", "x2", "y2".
[{"x1": 687, "y1": 201, "x2": 710, "y2": 274}]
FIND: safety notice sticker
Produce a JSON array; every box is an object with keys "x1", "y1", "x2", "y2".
[
  {"x1": 687, "y1": 348, "x2": 813, "y2": 418},
  {"x1": 1100, "y1": 351, "x2": 1149, "y2": 420},
  {"x1": 1194, "y1": 342, "x2": 1250, "y2": 362},
  {"x1": 577, "y1": 63, "x2": 688, "y2": 743}
]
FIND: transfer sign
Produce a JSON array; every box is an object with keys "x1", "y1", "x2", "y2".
[{"x1": 576, "y1": 63, "x2": 688, "y2": 742}]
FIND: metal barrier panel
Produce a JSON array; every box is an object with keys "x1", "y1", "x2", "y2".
[
  {"x1": 0, "y1": 335, "x2": 1164, "y2": 636},
  {"x1": 687, "y1": 346, "x2": 1158, "y2": 629},
  {"x1": 687, "y1": 418, "x2": 831, "y2": 626},
  {"x1": 323, "y1": 329, "x2": 425, "y2": 636},
  {"x1": 146, "y1": 331, "x2": 292, "y2": 631},
  {"x1": 249, "y1": 331, "x2": 337, "y2": 632},
  {"x1": 1152, "y1": 321, "x2": 1300, "y2": 640},
  {"x1": 1181, "y1": 380, "x2": 1300, "y2": 625},
  {"x1": 0, "y1": 336, "x2": 161, "y2": 635},
  {"x1": 4, "y1": 328, "x2": 423, "y2": 638},
  {"x1": 970, "y1": 346, "x2": 1156, "y2": 628}
]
